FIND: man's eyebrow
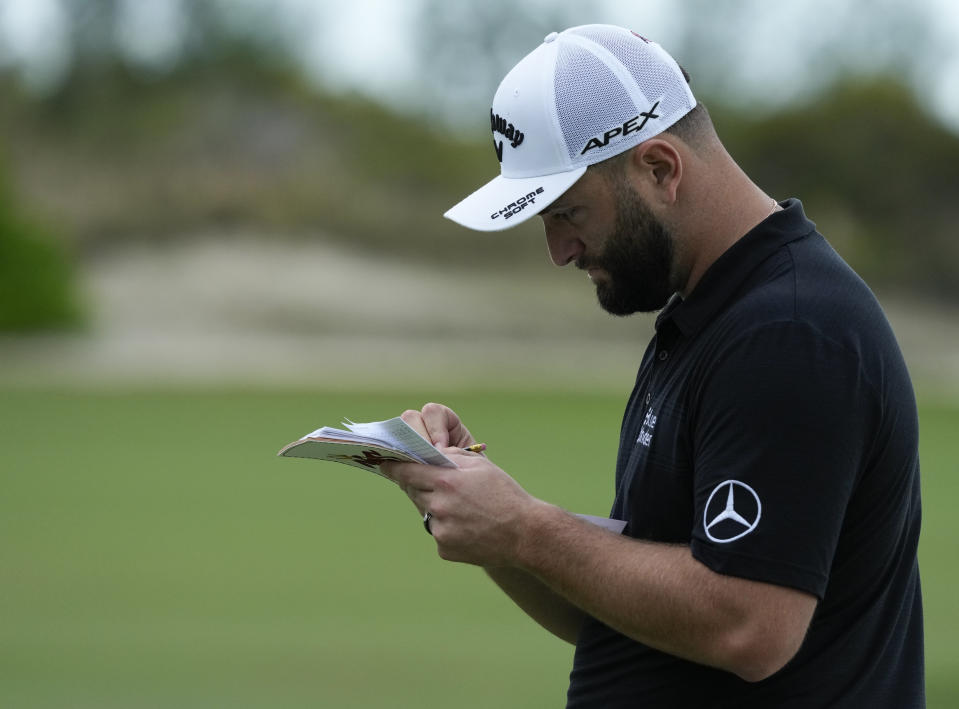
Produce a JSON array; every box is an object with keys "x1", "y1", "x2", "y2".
[{"x1": 539, "y1": 201, "x2": 570, "y2": 216}]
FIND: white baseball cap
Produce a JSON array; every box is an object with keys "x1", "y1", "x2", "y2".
[{"x1": 444, "y1": 24, "x2": 696, "y2": 232}]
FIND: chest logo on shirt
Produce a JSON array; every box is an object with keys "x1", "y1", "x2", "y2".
[
  {"x1": 637, "y1": 407, "x2": 657, "y2": 447},
  {"x1": 704, "y1": 480, "x2": 762, "y2": 543}
]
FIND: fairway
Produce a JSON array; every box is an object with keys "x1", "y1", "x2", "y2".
[{"x1": 1, "y1": 389, "x2": 956, "y2": 707}]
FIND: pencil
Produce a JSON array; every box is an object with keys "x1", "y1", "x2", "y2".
[{"x1": 463, "y1": 443, "x2": 487, "y2": 453}]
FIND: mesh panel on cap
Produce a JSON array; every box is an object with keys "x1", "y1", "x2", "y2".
[
  {"x1": 554, "y1": 25, "x2": 693, "y2": 168},
  {"x1": 573, "y1": 25, "x2": 691, "y2": 132},
  {"x1": 553, "y1": 42, "x2": 639, "y2": 166}
]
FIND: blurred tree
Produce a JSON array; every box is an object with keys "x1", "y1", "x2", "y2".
[
  {"x1": 0, "y1": 156, "x2": 82, "y2": 331},
  {"x1": 413, "y1": 0, "x2": 602, "y2": 131},
  {"x1": 716, "y1": 77, "x2": 959, "y2": 299},
  {"x1": 13, "y1": 0, "x2": 313, "y2": 86},
  {"x1": 1, "y1": 1, "x2": 957, "y2": 300},
  {"x1": 665, "y1": 0, "x2": 940, "y2": 117}
]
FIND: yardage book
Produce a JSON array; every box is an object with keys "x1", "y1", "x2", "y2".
[
  {"x1": 277, "y1": 417, "x2": 455, "y2": 478},
  {"x1": 278, "y1": 416, "x2": 629, "y2": 535}
]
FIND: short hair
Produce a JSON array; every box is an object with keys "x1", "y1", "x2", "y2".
[
  {"x1": 664, "y1": 102, "x2": 714, "y2": 149},
  {"x1": 588, "y1": 145, "x2": 632, "y2": 179},
  {"x1": 662, "y1": 65, "x2": 716, "y2": 149}
]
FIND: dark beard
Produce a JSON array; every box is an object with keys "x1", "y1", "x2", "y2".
[{"x1": 582, "y1": 182, "x2": 677, "y2": 316}]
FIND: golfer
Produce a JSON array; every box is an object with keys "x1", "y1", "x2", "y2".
[{"x1": 384, "y1": 24, "x2": 923, "y2": 708}]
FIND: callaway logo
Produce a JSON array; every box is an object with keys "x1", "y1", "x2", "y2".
[
  {"x1": 581, "y1": 100, "x2": 661, "y2": 155},
  {"x1": 703, "y1": 480, "x2": 762, "y2": 543},
  {"x1": 491, "y1": 186, "x2": 544, "y2": 221},
  {"x1": 491, "y1": 110, "x2": 525, "y2": 162}
]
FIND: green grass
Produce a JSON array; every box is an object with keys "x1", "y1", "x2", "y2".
[{"x1": 0, "y1": 389, "x2": 955, "y2": 707}]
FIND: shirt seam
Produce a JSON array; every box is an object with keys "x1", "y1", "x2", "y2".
[{"x1": 690, "y1": 539, "x2": 829, "y2": 597}]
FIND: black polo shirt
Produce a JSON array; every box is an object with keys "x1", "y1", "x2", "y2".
[{"x1": 566, "y1": 200, "x2": 924, "y2": 708}]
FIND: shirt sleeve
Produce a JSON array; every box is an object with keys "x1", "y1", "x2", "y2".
[{"x1": 688, "y1": 320, "x2": 877, "y2": 598}]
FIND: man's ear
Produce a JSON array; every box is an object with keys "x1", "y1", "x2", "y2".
[{"x1": 628, "y1": 139, "x2": 682, "y2": 204}]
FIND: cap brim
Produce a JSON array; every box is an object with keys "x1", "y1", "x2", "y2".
[{"x1": 444, "y1": 167, "x2": 588, "y2": 232}]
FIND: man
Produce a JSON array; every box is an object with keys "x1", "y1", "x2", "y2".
[{"x1": 384, "y1": 24, "x2": 924, "y2": 707}]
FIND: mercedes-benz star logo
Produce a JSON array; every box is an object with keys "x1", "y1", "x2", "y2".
[{"x1": 704, "y1": 480, "x2": 762, "y2": 543}]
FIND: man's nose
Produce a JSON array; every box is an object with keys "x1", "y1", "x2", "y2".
[{"x1": 543, "y1": 223, "x2": 583, "y2": 267}]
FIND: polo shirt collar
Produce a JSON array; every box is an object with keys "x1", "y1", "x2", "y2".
[{"x1": 655, "y1": 198, "x2": 816, "y2": 337}]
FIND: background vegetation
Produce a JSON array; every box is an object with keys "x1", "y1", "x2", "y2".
[
  {"x1": 3, "y1": 55, "x2": 959, "y2": 297},
  {"x1": 3, "y1": 0, "x2": 959, "y2": 323},
  {"x1": 0, "y1": 161, "x2": 81, "y2": 330}
]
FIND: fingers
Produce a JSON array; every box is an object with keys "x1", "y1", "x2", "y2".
[
  {"x1": 399, "y1": 409, "x2": 432, "y2": 443},
  {"x1": 419, "y1": 402, "x2": 452, "y2": 448},
  {"x1": 381, "y1": 460, "x2": 448, "y2": 526},
  {"x1": 422, "y1": 402, "x2": 475, "y2": 448},
  {"x1": 380, "y1": 460, "x2": 439, "y2": 493},
  {"x1": 405, "y1": 487, "x2": 429, "y2": 516},
  {"x1": 401, "y1": 402, "x2": 474, "y2": 449}
]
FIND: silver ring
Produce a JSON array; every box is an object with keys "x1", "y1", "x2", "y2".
[{"x1": 423, "y1": 511, "x2": 433, "y2": 535}]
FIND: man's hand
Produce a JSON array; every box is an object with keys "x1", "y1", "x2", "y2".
[
  {"x1": 400, "y1": 403, "x2": 475, "y2": 449},
  {"x1": 382, "y1": 448, "x2": 539, "y2": 568}
]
